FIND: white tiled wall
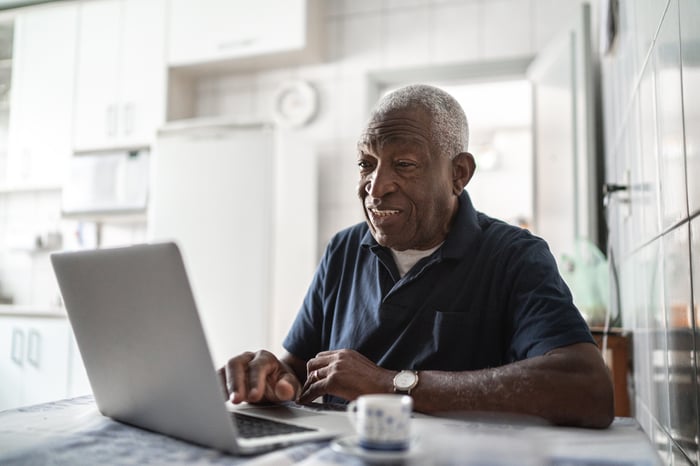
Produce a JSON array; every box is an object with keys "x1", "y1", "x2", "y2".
[{"x1": 602, "y1": 0, "x2": 699, "y2": 462}]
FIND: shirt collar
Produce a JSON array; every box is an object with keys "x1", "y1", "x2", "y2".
[{"x1": 361, "y1": 190, "x2": 482, "y2": 260}]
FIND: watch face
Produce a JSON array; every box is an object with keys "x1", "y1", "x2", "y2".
[{"x1": 395, "y1": 371, "x2": 417, "y2": 389}]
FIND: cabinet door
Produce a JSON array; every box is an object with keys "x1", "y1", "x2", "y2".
[
  {"x1": 6, "y1": 4, "x2": 78, "y2": 187},
  {"x1": 0, "y1": 317, "x2": 70, "y2": 410},
  {"x1": 73, "y1": 0, "x2": 121, "y2": 151},
  {"x1": 0, "y1": 321, "x2": 24, "y2": 410},
  {"x1": 21, "y1": 318, "x2": 71, "y2": 406},
  {"x1": 167, "y1": 0, "x2": 306, "y2": 66},
  {"x1": 118, "y1": 0, "x2": 166, "y2": 148}
]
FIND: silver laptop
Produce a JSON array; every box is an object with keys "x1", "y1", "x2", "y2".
[{"x1": 51, "y1": 242, "x2": 352, "y2": 455}]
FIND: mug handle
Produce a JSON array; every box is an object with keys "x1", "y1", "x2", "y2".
[{"x1": 346, "y1": 400, "x2": 358, "y2": 428}]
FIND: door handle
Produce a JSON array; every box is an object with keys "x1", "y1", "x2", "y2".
[
  {"x1": 27, "y1": 329, "x2": 41, "y2": 368},
  {"x1": 10, "y1": 328, "x2": 24, "y2": 366}
]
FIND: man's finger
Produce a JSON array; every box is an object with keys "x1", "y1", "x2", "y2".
[
  {"x1": 224, "y1": 352, "x2": 254, "y2": 403},
  {"x1": 274, "y1": 373, "x2": 299, "y2": 401},
  {"x1": 298, "y1": 378, "x2": 324, "y2": 404},
  {"x1": 246, "y1": 352, "x2": 278, "y2": 402}
]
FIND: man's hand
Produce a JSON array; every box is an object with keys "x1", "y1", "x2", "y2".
[
  {"x1": 298, "y1": 349, "x2": 394, "y2": 403},
  {"x1": 218, "y1": 350, "x2": 302, "y2": 404}
]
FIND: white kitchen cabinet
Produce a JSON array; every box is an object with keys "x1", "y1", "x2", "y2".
[
  {"x1": 0, "y1": 315, "x2": 71, "y2": 411},
  {"x1": 73, "y1": 0, "x2": 166, "y2": 152},
  {"x1": 167, "y1": 0, "x2": 323, "y2": 71},
  {"x1": 5, "y1": 3, "x2": 78, "y2": 189}
]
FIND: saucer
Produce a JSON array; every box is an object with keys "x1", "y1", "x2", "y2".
[{"x1": 330, "y1": 435, "x2": 422, "y2": 461}]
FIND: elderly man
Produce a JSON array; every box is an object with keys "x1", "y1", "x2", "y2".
[{"x1": 219, "y1": 84, "x2": 614, "y2": 428}]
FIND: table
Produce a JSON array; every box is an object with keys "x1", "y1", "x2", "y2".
[
  {"x1": 591, "y1": 328, "x2": 631, "y2": 417},
  {"x1": 0, "y1": 396, "x2": 661, "y2": 465}
]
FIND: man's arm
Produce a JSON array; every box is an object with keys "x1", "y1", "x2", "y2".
[{"x1": 299, "y1": 342, "x2": 614, "y2": 428}]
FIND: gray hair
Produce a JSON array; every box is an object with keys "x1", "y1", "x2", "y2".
[{"x1": 369, "y1": 84, "x2": 469, "y2": 159}]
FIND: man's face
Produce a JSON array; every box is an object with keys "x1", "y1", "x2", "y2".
[{"x1": 357, "y1": 108, "x2": 460, "y2": 251}]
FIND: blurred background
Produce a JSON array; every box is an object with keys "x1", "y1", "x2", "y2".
[{"x1": 0, "y1": 1, "x2": 698, "y2": 463}]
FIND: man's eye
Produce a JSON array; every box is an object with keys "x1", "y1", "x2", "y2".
[
  {"x1": 396, "y1": 161, "x2": 416, "y2": 168},
  {"x1": 358, "y1": 160, "x2": 373, "y2": 169}
]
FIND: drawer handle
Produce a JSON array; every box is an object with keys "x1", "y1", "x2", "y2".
[{"x1": 217, "y1": 37, "x2": 258, "y2": 51}]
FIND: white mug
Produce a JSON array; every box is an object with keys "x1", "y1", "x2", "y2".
[{"x1": 346, "y1": 394, "x2": 413, "y2": 451}]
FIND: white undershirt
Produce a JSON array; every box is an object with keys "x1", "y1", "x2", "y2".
[{"x1": 390, "y1": 243, "x2": 443, "y2": 277}]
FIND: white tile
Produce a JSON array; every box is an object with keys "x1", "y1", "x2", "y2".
[
  {"x1": 635, "y1": 0, "x2": 669, "y2": 65},
  {"x1": 692, "y1": 216, "x2": 700, "y2": 322},
  {"x1": 431, "y1": 1, "x2": 479, "y2": 63},
  {"x1": 321, "y1": 16, "x2": 343, "y2": 63},
  {"x1": 481, "y1": 0, "x2": 534, "y2": 59},
  {"x1": 255, "y1": 68, "x2": 295, "y2": 88},
  {"x1": 386, "y1": 0, "x2": 431, "y2": 10},
  {"x1": 194, "y1": 80, "x2": 221, "y2": 117},
  {"x1": 680, "y1": 0, "x2": 700, "y2": 216},
  {"x1": 254, "y1": 84, "x2": 278, "y2": 123},
  {"x1": 654, "y1": 0, "x2": 688, "y2": 229},
  {"x1": 218, "y1": 81, "x2": 256, "y2": 118},
  {"x1": 618, "y1": 0, "x2": 641, "y2": 77},
  {"x1": 638, "y1": 61, "x2": 662, "y2": 241},
  {"x1": 297, "y1": 61, "x2": 340, "y2": 83},
  {"x1": 335, "y1": 0, "x2": 384, "y2": 16},
  {"x1": 663, "y1": 225, "x2": 692, "y2": 328},
  {"x1": 325, "y1": 0, "x2": 345, "y2": 17},
  {"x1": 336, "y1": 79, "x2": 371, "y2": 146},
  {"x1": 533, "y1": 0, "x2": 584, "y2": 51},
  {"x1": 382, "y1": 5, "x2": 432, "y2": 67},
  {"x1": 339, "y1": 11, "x2": 383, "y2": 72}
]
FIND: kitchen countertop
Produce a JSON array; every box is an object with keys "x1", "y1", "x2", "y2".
[{"x1": 0, "y1": 305, "x2": 66, "y2": 318}]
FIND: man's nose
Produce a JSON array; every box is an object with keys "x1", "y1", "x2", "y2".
[{"x1": 365, "y1": 165, "x2": 397, "y2": 199}]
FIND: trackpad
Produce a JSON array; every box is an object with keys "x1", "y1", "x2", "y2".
[{"x1": 235, "y1": 404, "x2": 322, "y2": 420}]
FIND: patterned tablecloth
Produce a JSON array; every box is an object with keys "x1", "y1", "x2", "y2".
[{"x1": 0, "y1": 396, "x2": 662, "y2": 466}]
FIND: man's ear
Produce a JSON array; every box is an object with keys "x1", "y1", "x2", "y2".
[{"x1": 451, "y1": 152, "x2": 476, "y2": 195}]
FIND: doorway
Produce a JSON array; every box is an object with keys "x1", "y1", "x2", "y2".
[
  {"x1": 379, "y1": 79, "x2": 533, "y2": 228},
  {"x1": 370, "y1": 60, "x2": 536, "y2": 230}
]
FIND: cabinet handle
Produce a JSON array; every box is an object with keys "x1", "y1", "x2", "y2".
[
  {"x1": 10, "y1": 328, "x2": 24, "y2": 366},
  {"x1": 106, "y1": 104, "x2": 117, "y2": 137},
  {"x1": 123, "y1": 102, "x2": 134, "y2": 135},
  {"x1": 217, "y1": 37, "x2": 258, "y2": 51},
  {"x1": 27, "y1": 329, "x2": 41, "y2": 368}
]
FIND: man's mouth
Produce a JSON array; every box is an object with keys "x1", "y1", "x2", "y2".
[{"x1": 369, "y1": 208, "x2": 400, "y2": 217}]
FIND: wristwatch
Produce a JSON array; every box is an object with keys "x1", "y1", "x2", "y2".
[{"x1": 393, "y1": 370, "x2": 419, "y2": 395}]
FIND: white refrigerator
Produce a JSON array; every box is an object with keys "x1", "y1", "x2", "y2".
[{"x1": 148, "y1": 118, "x2": 276, "y2": 367}]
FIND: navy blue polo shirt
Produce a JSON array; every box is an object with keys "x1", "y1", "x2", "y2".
[{"x1": 283, "y1": 191, "x2": 593, "y2": 373}]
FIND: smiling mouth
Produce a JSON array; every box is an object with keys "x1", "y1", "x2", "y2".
[{"x1": 369, "y1": 208, "x2": 400, "y2": 217}]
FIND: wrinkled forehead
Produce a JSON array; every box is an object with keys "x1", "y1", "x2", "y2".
[{"x1": 358, "y1": 108, "x2": 434, "y2": 153}]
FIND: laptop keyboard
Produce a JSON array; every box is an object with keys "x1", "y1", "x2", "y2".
[{"x1": 231, "y1": 412, "x2": 317, "y2": 439}]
